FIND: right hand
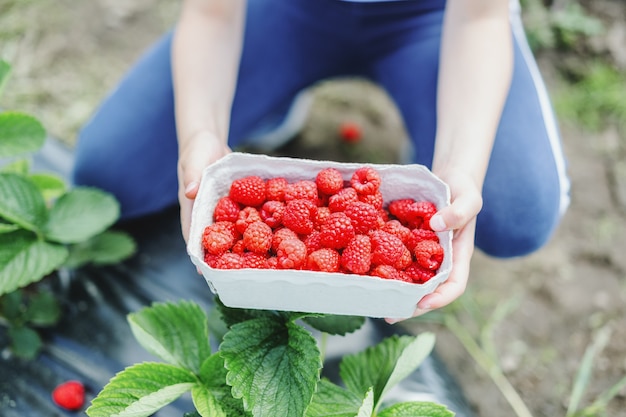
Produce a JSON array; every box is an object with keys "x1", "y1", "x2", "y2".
[{"x1": 177, "y1": 131, "x2": 231, "y2": 243}]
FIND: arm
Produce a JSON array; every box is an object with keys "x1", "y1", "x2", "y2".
[
  {"x1": 172, "y1": 0, "x2": 247, "y2": 242},
  {"x1": 414, "y1": 0, "x2": 513, "y2": 315}
]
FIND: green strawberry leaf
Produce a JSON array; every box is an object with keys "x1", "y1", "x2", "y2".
[
  {"x1": 1, "y1": 158, "x2": 29, "y2": 175},
  {"x1": 0, "y1": 230, "x2": 68, "y2": 296},
  {"x1": 8, "y1": 324, "x2": 42, "y2": 359},
  {"x1": 0, "y1": 221, "x2": 19, "y2": 234},
  {"x1": 215, "y1": 297, "x2": 277, "y2": 328},
  {"x1": 197, "y1": 353, "x2": 250, "y2": 416},
  {"x1": 339, "y1": 333, "x2": 436, "y2": 411},
  {"x1": 29, "y1": 172, "x2": 66, "y2": 202},
  {"x1": 26, "y1": 289, "x2": 61, "y2": 326},
  {"x1": 303, "y1": 315, "x2": 366, "y2": 336},
  {"x1": 43, "y1": 187, "x2": 120, "y2": 244},
  {"x1": 221, "y1": 315, "x2": 321, "y2": 417},
  {"x1": 377, "y1": 401, "x2": 455, "y2": 417},
  {"x1": 0, "y1": 112, "x2": 46, "y2": 158},
  {"x1": 0, "y1": 173, "x2": 47, "y2": 232},
  {"x1": 191, "y1": 385, "x2": 227, "y2": 417},
  {"x1": 306, "y1": 379, "x2": 368, "y2": 417},
  {"x1": 356, "y1": 388, "x2": 375, "y2": 417},
  {"x1": 128, "y1": 301, "x2": 211, "y2": 374},
  {"x1": 64, "y1": 230, "x2": 136, "y2": 268},
  {"x1": 0, "y1": 289, "x2": 22, "y2": 321},
  {"x1": 0, "y1": 60, "x2": 10, "y2": 98},
  {"x1": 86, "y1": 362, "x2": 197, "y2": 417}
]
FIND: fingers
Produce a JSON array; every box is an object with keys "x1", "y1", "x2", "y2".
[
  {"x1": 430, "y1": 185, "x2": 482, "y2": 232},
  {"x1": 413, "y1": 219, "x2": 476, "y2": 316},
  {"x1": 177, "y1": 131, "x2": 230, "y2": 243}
]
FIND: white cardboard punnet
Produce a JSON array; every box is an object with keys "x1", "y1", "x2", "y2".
[{"x1": 187, "y1": 152, "x2": 452, "y2": 319}]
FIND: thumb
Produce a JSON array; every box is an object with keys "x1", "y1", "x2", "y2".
[{"x1": 429, "y1": 193, "x2": 482, "y2": 232}]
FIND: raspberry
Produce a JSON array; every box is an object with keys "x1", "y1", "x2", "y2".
[
  {"x1": 406, "y1": 228, "x2": 439, "y2": 251},
  {"x1": 359, "y1": 190, "x2": 384, "y2": 210},
  {"x1": 202, "y1": 221, "x2": 237, "y2": 255},
  {"x1": 341, "y1": 235, "x2": 371, "y2": 274},
  {"x1": 260, "y1": 200, "x2": 285, "y2": 229},
  {"x1": 282, "y1": 199, "x2": 317, "y2": 235},
  {"x1": 231, "y1": 239, "x2": 245, "y2": 254},
  {"x1": 213, "y1": 196, "x2": 240, "y2": 222},
  {"x1": 339, "y1": 121, "x2": 362, "y2": 143},
  {"x1": 52, "y1": 381, "x2": 85, "y2": 411},
  {"x1": 204, "y1": 252, "x2": 219, "y2": 268},
  {"x1": 387, "y1": 198, "x2": 414, "y2": 224},
  {"x1": 404, "y1": 262, "x2": 437, "y2": 283},
  {"x1": 229, "y1": 175, "x2": 266, "y2": 206},
  {"x1": 370, "y1": 265, "x2": 401, "y2": 280},
  {"x1": 319, "y1": 212, "x2": 355, "y2": 249},
  {"x1": 276, "y1": 238, "x2": 307, "y2": 269},
  {"x1": 369, "y1": 230, "x2": 405, "y2": 266},
  {"x1": 405, "y1": 201, "x2": 438, "y2": 229},
  {"x1": 314, "y1": 206, "x2": 331, "y2": 230},
  {"x1": 284, "y1": 180, "x2": 318, "y2": 202},
  {"x1": 382, "y1": 219, "x2": 411, "y2": 244},
  {"x1": 303, "y1": 230, "x2": 322, "y2": 254},
  {"x1": 243, "y1": 221, "x2": 273, "y2": 254},
  {"x1": 316, "y1": 168, "x2": 344, "y2": 195},
  {"x1": 266, "y1": 256, "x2": 279, "y2": 269},
  {"x1": 266, "y1": 177, "x2": 288, "y2": 202},
  {"x1": 350, "y1": 167, "x2": 381, "y2": 196},
  {"x1": 395, "y1": 246, "x2": 413, "y2": 270},
  {"x1": 307, "y1": 248, "x2": 341, "y2": 272},
  {"x1": 235, "y1": 206, "x2": 262, "y2": 234},
  {"x1": 328, "y1": 187, "x2": 358, "y2": 212},
  {"x1": 243, "y1": 252, "x2": 268, "y2": 269},
  {"x1": 272, "y1": 227, "x2": 299, "y2": 252},
  {"x1": 344, "y1": 201, "x2": 379, "y2": 234},
  {"x1": 413, "y1": 240, "x2": 444, "y2": 270},
  {"x1": 215, "y1": 253, "x2": 245, "y2": 269}
]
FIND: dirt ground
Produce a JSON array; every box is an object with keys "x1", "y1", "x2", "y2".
[{"x1": 1, "y1": 1, "x2": 625, "y2": 416}]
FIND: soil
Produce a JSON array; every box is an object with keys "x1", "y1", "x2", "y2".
[{"x1": 1, "y1": 1, "x2": 625, "y2": 416}]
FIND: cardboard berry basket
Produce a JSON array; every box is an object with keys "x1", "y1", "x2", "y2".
[{"x1": 187, "y1": 152, "x2": 453, "y2": 319}]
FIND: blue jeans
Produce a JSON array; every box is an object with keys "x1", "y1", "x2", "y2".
[{"x1": 73, "y1": 0, "x2": 570, "y2": 258}]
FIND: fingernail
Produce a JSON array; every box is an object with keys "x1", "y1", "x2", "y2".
[
  {"x1": 184, "y1": 181, "x2": 198, "y2": 195},
  {"x1": 429, "y1": 214, "x2": 446, "y2": 231}
]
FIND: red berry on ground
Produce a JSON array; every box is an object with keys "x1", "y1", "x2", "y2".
[
  {"x1": 350, "y1": 167, "x2": 381, "y2": 196},
  {"x1": 229, "y1": 175, "x2": 266, "y2": 207},
  {"x1": 339, "y1": 121, "x2": 362, "y2": 143},
  {"x1": 413, "y1": 239, "x2": 444, "y2": 270},
  {"x1": 52, "y1": 381, "x2": 85, "y2": 411}
]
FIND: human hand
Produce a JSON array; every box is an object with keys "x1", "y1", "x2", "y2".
[
  {"x1": 387, "y1": 171, "x2": 483, "y2": 323},
  {"x1": 178, "y1": 131, "x2": 231, "y2": 243}
]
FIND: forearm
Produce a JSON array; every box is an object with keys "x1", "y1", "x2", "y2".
[
  {"x1": 172, "y1": 0, "x2": 246, "y2": 148},
  {"x1": 432, "y1": 0, "x2": 513, "y2": 190}
]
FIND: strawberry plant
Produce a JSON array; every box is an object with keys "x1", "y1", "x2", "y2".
[
  {"x1": 87, "y1": 299, "x2": 455, "y2": 417},
  {"x1": 0, "y1": 59, "x2": 136, "y2": 358}
]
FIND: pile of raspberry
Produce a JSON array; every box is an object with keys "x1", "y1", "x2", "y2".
[{"x1": 202, "y1": 166, "x2": 444, "y2": 284}]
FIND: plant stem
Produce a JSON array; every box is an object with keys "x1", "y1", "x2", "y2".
[{"x1": 444, "y1": 314, "x2": 535, "y2": 417}]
